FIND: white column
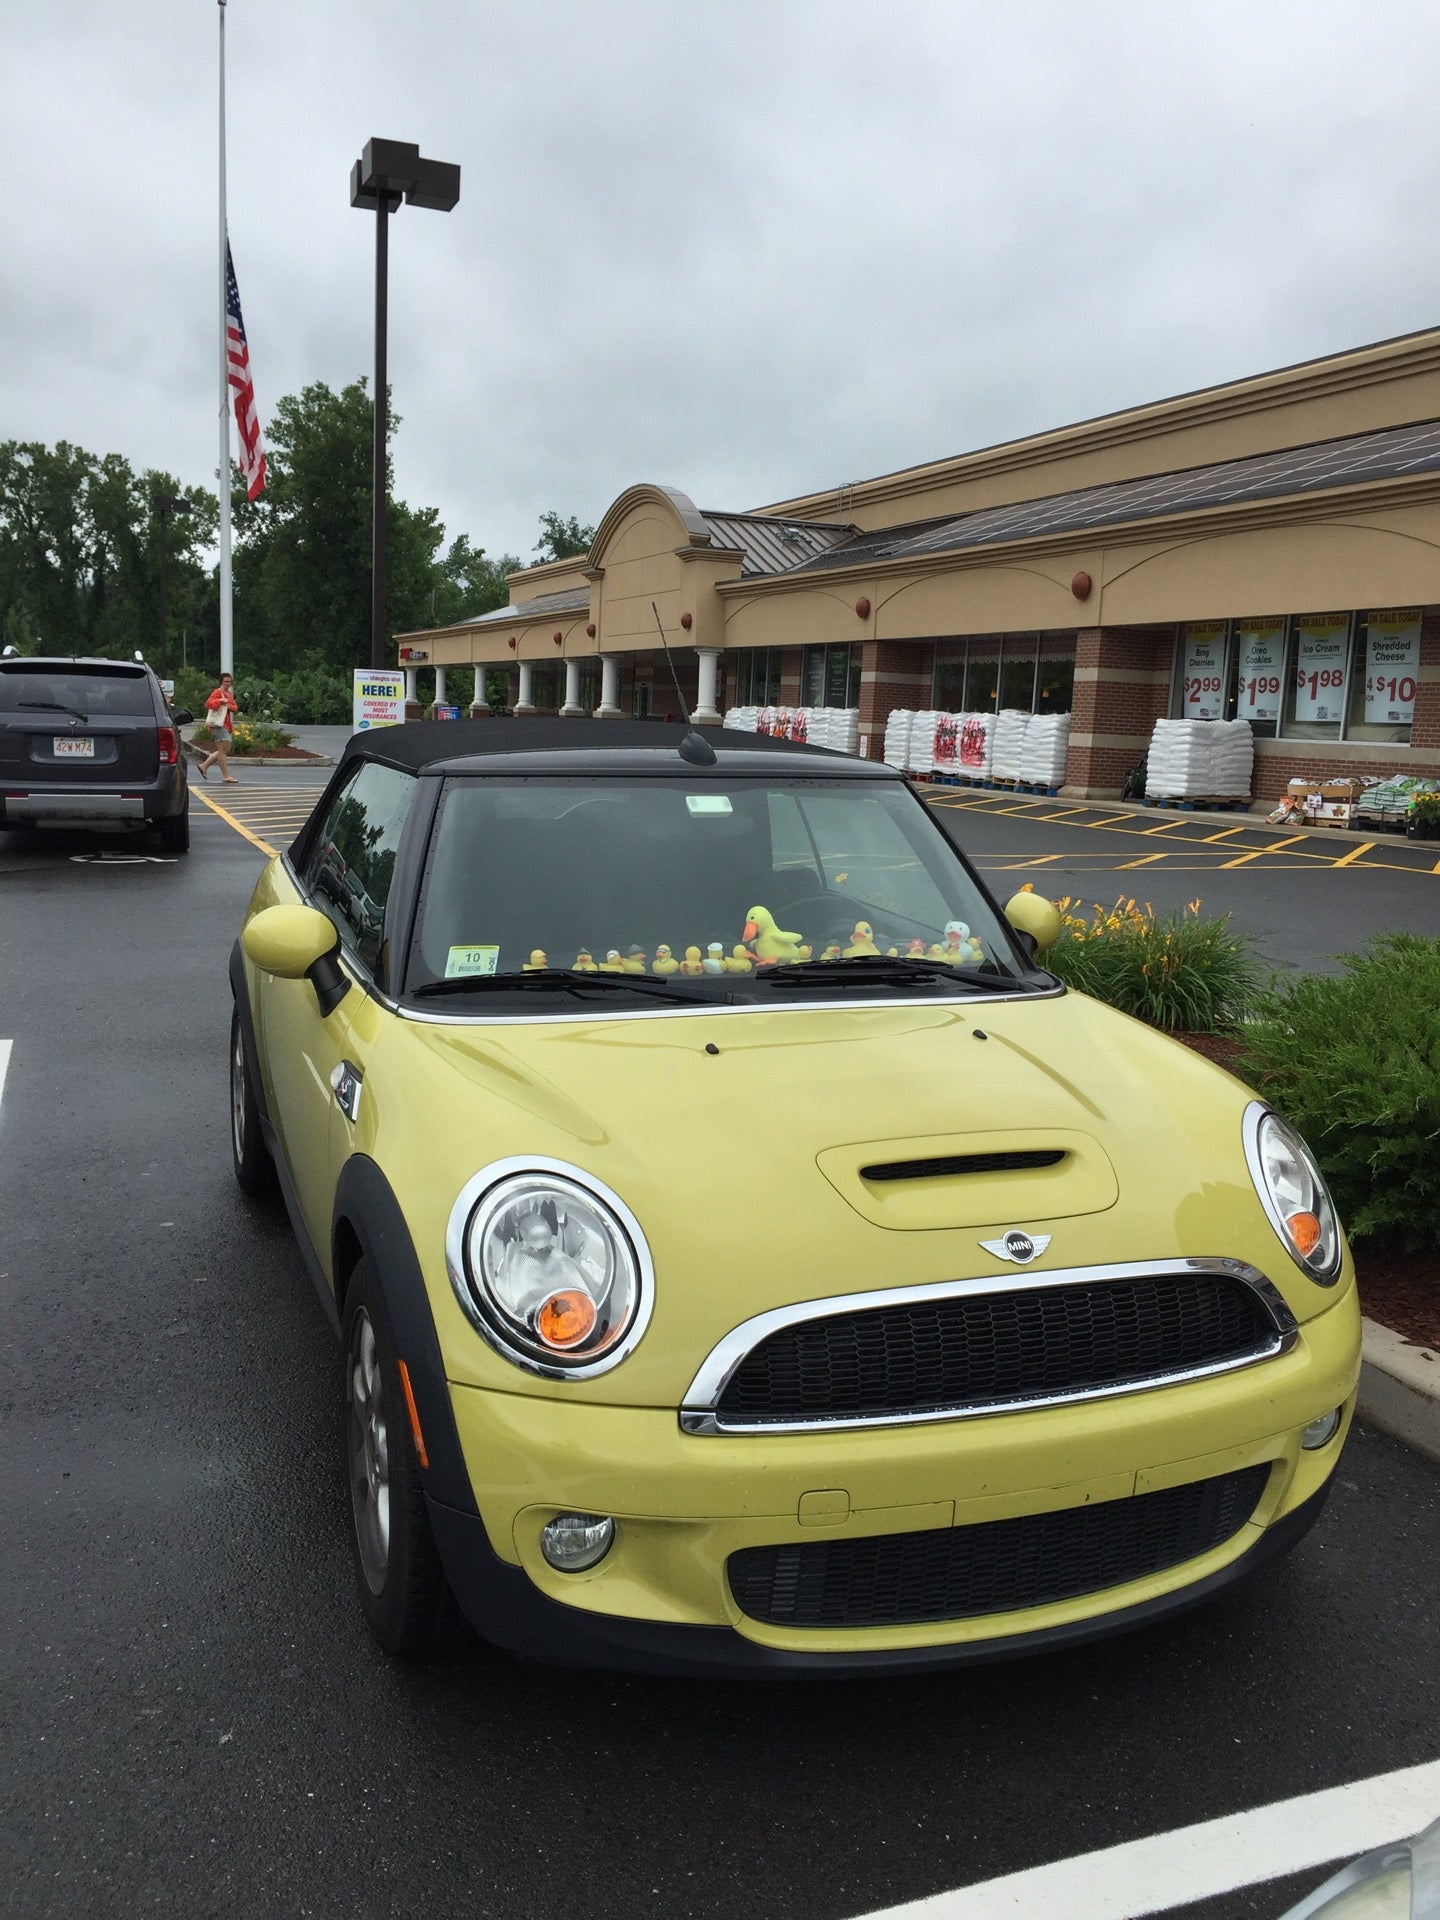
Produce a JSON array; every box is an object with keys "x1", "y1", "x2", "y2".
[
  {"x1": 596, "y1": 655, "x2": 622, "y2": 718},
  {"x1": 516, "y1": 660, "x2": 536, "y2": 713},
  {"x1": 693, "y1": 648, "x2": 722, "y2": 725},
  {"x1": 434, "y1": 666, "x2": 447, "y2": 708},
  {"x1": 561, "y1": 658, "x2": 583, "y2": 715},
  {"x1": 404, "y1": 667, "x2": 417, "y2": 705},
  {"x1": 469, "y1": 666, "x2": 489, "y2": 716}
]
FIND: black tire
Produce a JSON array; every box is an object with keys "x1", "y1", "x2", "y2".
[
  {"x1": 159, "y1": 805, "x2": 190, "y2": 854},
  {"x1": 229, "y1": 1006, "x2": 278, "y2": 1198},
  {"x1": 342, "y1": 1257, "x2": 448, "y2": 1655}
]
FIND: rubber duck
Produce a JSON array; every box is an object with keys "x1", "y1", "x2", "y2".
[
  {"x1": 820, "y1": 944, "x2": 842, "y2": 963},
  {"x1": 599, "y1": 949, "x2": 626, "y2": 973},
  {"x1": 724, "y1": 945, "x2": 754, "y2": 974},
  {"x1": 522, "y1": 948, "x2": 548, "y2": 972},
  {"x1": 843, "y1": 920, "x2": 879, "y2": 958},
  {"x1": 652, "y1": 944, "x2": 678, "y2": 976},
  {"x1": 941, "y1": 920, "x2": 985, "y2": 966},
  {"x1": 886, "y1": 947, "x2": 899, "y2": 957},
  {"x1": 679, "y1": 945, "x2": 706, "y2": 977},
  {"x1": 573, "y1": 948, "x2": 597, "y2": 972},
  {"x1": 795, "y1": 943, "x2": 813, "y2": 963},
  {"x1": 905, "y1": 938, "x2": 928, "y2": 960},
  {"x1": 621, "y1": 946, "x2": 648, "y2": 974},
  {"x1": 703, "y1": 942, "x2": 727, "y2": 974},
  {"x1": 743, "y1": 904, "x2": 805, "y2": 966}
]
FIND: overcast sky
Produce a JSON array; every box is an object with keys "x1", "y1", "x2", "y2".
[{"x1": 5, "y1": 0, "x2": 1440, "y2": 568}]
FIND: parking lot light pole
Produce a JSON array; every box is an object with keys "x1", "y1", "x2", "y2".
[
  {"x1": 349, "y1": 138, "x2": 460, "y2": 673},
  {"x1": 151, "y1": 494, "x2": 192, "y2": 669}
]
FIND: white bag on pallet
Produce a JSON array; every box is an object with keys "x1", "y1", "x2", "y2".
[
  {"x1": 1146, "y1": 718, "x2": 1254, "y2": 799},
  {"x1": 956, "y1": 711, "x2": 994, "y2": 778},
  {"x1": 1020, "y1": 713, "x2": 1070, "y2": 788},
  {"x1": 991, "y1": 709, "x2": 1032, "y2": 782},
  {"x1": 908, "y1": 711, "x2": 945, "y2": 776},
  {"x1": 882, "y1": 710, "x2": 914, "y2": 769}
]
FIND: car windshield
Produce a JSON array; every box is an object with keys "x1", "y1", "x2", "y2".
[
  {"x1": 0, "y1": 665, "x2": 154, "y2": 717},
  {"x1": 406, "y1": 773, "x2": 1023, "y2": 1004}
]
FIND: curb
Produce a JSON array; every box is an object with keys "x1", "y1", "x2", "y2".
[
  {"x1": 185, "y1": 747, "x2": 332, "y2": 769},
  {"x1": 1358, "y1": 1316, "x2": 1440, "y2": 1463}
]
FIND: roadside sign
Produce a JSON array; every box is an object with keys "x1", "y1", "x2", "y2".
[{"x1": 353, "y1": 669, "x2": 405, "y2": 732}]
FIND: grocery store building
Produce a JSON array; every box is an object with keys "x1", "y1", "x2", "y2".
[{"x1": 397, "y1": 329, "x2": 1440, "y2": 800}]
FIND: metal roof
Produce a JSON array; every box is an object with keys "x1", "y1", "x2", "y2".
[
  {"x1": 787, "y1": 418, "x2": 1440, "y2": 573},
  {"x1": 460, "y1": 586, "x2": 590, "y2": 627},
  {"x1": 697, "y1": 512, "x2": 854, "y2": 576}
]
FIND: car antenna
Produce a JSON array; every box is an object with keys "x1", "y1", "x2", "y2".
[{"x1": 651, "y1": 600, "x2": 717, "y2": 767}]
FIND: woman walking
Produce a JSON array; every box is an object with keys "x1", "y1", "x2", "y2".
[{"x1": 197, "y1": 673, "x2": 239, "y2": 783}]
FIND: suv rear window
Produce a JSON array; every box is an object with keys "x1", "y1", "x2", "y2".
[{"x1": 0, "y1": 665, "x2": 155, "y2": 718}]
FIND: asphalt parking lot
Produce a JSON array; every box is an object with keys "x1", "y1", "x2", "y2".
[{"x1": 1, "y1": 776, "x2": 1437, "y2": 1920}]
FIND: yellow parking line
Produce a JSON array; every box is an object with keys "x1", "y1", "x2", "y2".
[
  {"x1": 194, "y1": 788, "x2": 278, "y2": 857},
  {"x1": 1201, "y1": 825, "x2": 1246, "y2": 843},
  {"x1": 1331, "y1": 840, "x2": 1375, "y2": 868},
  {"x1": 1140, "y1": 818, "x2": 1187, "y2": 835},
  {"x1": 1221, "y1": 834, "x2": 1306, "y2": 869},
  {"x1": 1119, "y1": 852, "x2": 1167, "y2": 869},
  {"x1": 1083, "y1": 813, "x2": 1140, "y2": 828}
]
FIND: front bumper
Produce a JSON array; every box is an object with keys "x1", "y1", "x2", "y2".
[{"x1": 433, "y1": 1282, "x2": 1360, "y2": 1673}]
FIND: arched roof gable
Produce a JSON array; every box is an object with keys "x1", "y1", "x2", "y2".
[{"x1": 587, "y1": 484, "x2": 712, "y2": 565}]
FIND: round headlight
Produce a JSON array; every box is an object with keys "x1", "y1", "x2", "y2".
[
  {"x1": 445, "y1": 1161, "x2": 652, "y2": 1376},
  {"x1": 1244, "y1": 1105, "x2": 1343, "y2": 1285}
]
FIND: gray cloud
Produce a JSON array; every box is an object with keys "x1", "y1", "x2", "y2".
[{"x1": 4, "y1": 0, "x2": 1438, "y2": 570}]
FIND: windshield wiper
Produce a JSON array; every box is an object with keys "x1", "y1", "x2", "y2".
[
  {"x1": 758, "y1": 956, "x2": 1018, "y2": 993},
  {"x1": 17, "y1": 698, "x2": 90, "y2": 722},
  {"x1": 410, "y1": 967, "x2": 713, "y2": 1006}
]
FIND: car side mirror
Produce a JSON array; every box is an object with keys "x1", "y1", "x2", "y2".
[
  {"x1": 172, "y1": 708, "x2": 193, "y2": 725},
  {"x1": 1004, "y1": 891, "x2": 1062, "y2": 955},
  {"x1": 242, "y1": 905, "x2": 352, "y2": 1016}
]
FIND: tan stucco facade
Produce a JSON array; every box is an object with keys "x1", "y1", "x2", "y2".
[{"x1": 397, "y1": 327, "x2": 1440, "y2": 796}]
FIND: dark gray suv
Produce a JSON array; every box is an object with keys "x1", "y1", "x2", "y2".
[{"x1": 0, "y1": 653, "x2": 193, "y2": 852}]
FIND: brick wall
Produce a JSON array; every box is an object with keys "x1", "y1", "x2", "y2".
[
  {"x1": 778, "y1": 648, "x2": 805, "y2": 708},
  {"x1": 1063, "y1": 625, "x2": 1177, "y2": 795},
  {"x1": 1413, "y1": 608, "x2": 1440, "y2": 751},
  {"x1": 857, "y1": 638, "x2": 938, "y2": 760}
]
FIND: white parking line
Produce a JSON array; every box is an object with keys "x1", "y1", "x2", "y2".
[
  {"x1": 0, "y1": 1039, "x2": 10, "y2": 1116},
  {"x1": 853, "y1": 1757, "x2": 1440, "y2": 1920}
]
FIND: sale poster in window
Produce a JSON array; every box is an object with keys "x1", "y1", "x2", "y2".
[
  {"x1": 1293, "y1": 618, "x2": 1349, "y2": 723},
  {"x1": 1364, "y1": 612, "x2": 1420, "y2": 725},
  {"x1": 1181, "y1": 623, "x2": 1227, "y2": 719},
  {"x1": 1235, "y1": 622, "x2": 1285, "y2": 723}
]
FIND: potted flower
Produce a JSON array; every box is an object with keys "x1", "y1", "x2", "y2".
[{"x1": 1405, "y1": 791, "x2": 1440, "y2": 840}]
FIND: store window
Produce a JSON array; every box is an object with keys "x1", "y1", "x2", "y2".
[
  {"x1": 1281, "y1": 613, "x2": 1352, "y2": 740},
  {"x1": 735, "y1": 648, "x2": 783, "y2": 706},
  {"x1": 1347, "y1": 609, "x2": 1420, "y2": 745},
  {"x1": 529, "y1": 664, "x2": 562, "y2": 711},
  {"x1": 800, "y1": 643, "x2": 861, "y2": 708},
  {"x1": 929, "y1": 633, "x2": 1075, "y2": 715},
  {"x1": 1232, "y1": 619, "x2": 1285, "y2": 739},
  {"x1": 1178, "y1": 622, "x2": 1229, "y2": 722}
]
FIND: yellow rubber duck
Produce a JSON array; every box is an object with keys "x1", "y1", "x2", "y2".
[
  {"x1": 652, "y1": 944, "x2": 679, "y2": 976},
  {"x1": 621, "y1": 946, "x2": 648, "y2": 974},
  {"x1": 522, "y1": 948, "x2": 548, "y2": 972},
  {"x1": 703, "y1": 942, "x2": 727, "y2": 974},
  {"x1": 743, "y1": 904, "x2": 805, "y2": 966},
  {"x1": 820, "y1": 944, "x2": 842, "y2": 963},
  {"x1": 599, "y1": 949, "x2": 626, "y2": 973},
  {"x1": 795, "y1": 944, "x2": 813, "y2": 963},
  {"x1": 573, "y1": 948, "x2": 597, "y2": 971},
  {"x1": 679, "y1": 945, "x2": 706, "y2": 976},
  {"x1": 843, "y1": 920, "x2": 879, "y2": 958},
  {"x1": 723, "y1": 945, "x2": 754, "y2": 974}
]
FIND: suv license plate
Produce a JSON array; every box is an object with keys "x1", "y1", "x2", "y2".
[{"x1": 54, "y1": 736, "x2": 95, "y2": 757}]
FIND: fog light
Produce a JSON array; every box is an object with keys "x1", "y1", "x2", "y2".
[
  {"x1": 1302, "y1": 1406, "x2": 1343, "y2": 1450},
  {"x1": 540, "y1": 1512, "x2": 615, "y2": 1572}
]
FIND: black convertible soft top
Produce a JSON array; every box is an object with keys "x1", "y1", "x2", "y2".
[{"x1": 339, "y1": 716, "x2": 869, "y2": 777}]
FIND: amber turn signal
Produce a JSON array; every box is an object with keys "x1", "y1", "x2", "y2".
[
  {"x1": 1287, "y1": 1210, "x2": 1322, "y2": 1257},
  {"x1": 535, "y1": 1288, "x2": 598, "y2": 1349}
]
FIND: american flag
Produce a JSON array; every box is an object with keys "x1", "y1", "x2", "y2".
[{"x1": 225, "y1": 239, "x2": 267, "y2": 501}]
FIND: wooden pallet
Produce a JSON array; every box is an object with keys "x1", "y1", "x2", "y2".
[{"x1": 1141, "y1": 794, "x2": 1251, "y2": 813}]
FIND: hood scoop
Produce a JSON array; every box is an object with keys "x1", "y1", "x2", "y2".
[
  {"x1": 861, "y1": 1149, "x2": 1065, "y2": 1183},
  {"x1": 817, "y1": 1130, "x2": 1117, "y2": 1232}
]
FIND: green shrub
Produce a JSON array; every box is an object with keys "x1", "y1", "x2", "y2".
[
  {"x1": 1410, "y1": 791, "x2": 1440, "y2": 822},
  {"x1": 1044, "y1": 895, "x2": 1261, "y2": 1034},
  {"x1": 1238, "y1": 934, "x2": 1440, "y2": 1248},
  {"x1": 230, "y1": 720, "x2": 294, "y2": 755}
]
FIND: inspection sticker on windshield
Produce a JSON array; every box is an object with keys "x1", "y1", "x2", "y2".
[
  {"x1": 686, "y1": 794, "x2": 732, "y2": 815},
  {"x1": 445, "y1": 944, "x2": 499, "y2": 979}
]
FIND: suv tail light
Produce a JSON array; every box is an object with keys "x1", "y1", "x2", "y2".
[{"x1": 157, "y1": 725, "x2": 178, "y2": 766}]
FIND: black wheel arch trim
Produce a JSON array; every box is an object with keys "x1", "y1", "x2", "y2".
[
  {"x1": 332, "y1": 1153, "x2": 480, "y2": 1519},
  {"x1": 425, "y1": 1472, "x2": 1335, "y2": 1677}
]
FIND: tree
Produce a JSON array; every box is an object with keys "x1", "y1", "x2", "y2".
[
  {"x1": 427, "y1": 534, "x2": 522, "y2": 628},
  {"x1": 533, "y1": 510, "x2": 595, "y2": 563}
]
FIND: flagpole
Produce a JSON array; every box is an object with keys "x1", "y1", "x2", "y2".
[{"x1": 217, "y1": 0, "x2": 233, "y2": 680}]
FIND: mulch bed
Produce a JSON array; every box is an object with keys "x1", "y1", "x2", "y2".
[
  {"x1": 1173, "y1": 1031, "x2": 1438, "y2": 1352},
  {"x1": 229, "y1": 746, "x2": 327, "y2": 762}
]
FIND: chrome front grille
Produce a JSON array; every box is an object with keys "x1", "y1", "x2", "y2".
[{"x1": 680, "y1": 1260, "x2": 1297, "y2": 1435}]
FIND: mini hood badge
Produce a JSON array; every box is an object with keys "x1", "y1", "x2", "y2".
[{"x1": 979, "y1": 1230, "x2": 1050, "y2": 1265}]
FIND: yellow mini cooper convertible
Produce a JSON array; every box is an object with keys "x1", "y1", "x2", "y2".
[{"x1": 230, "y1": 717, "x2": 1361, "y2": 1672}]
